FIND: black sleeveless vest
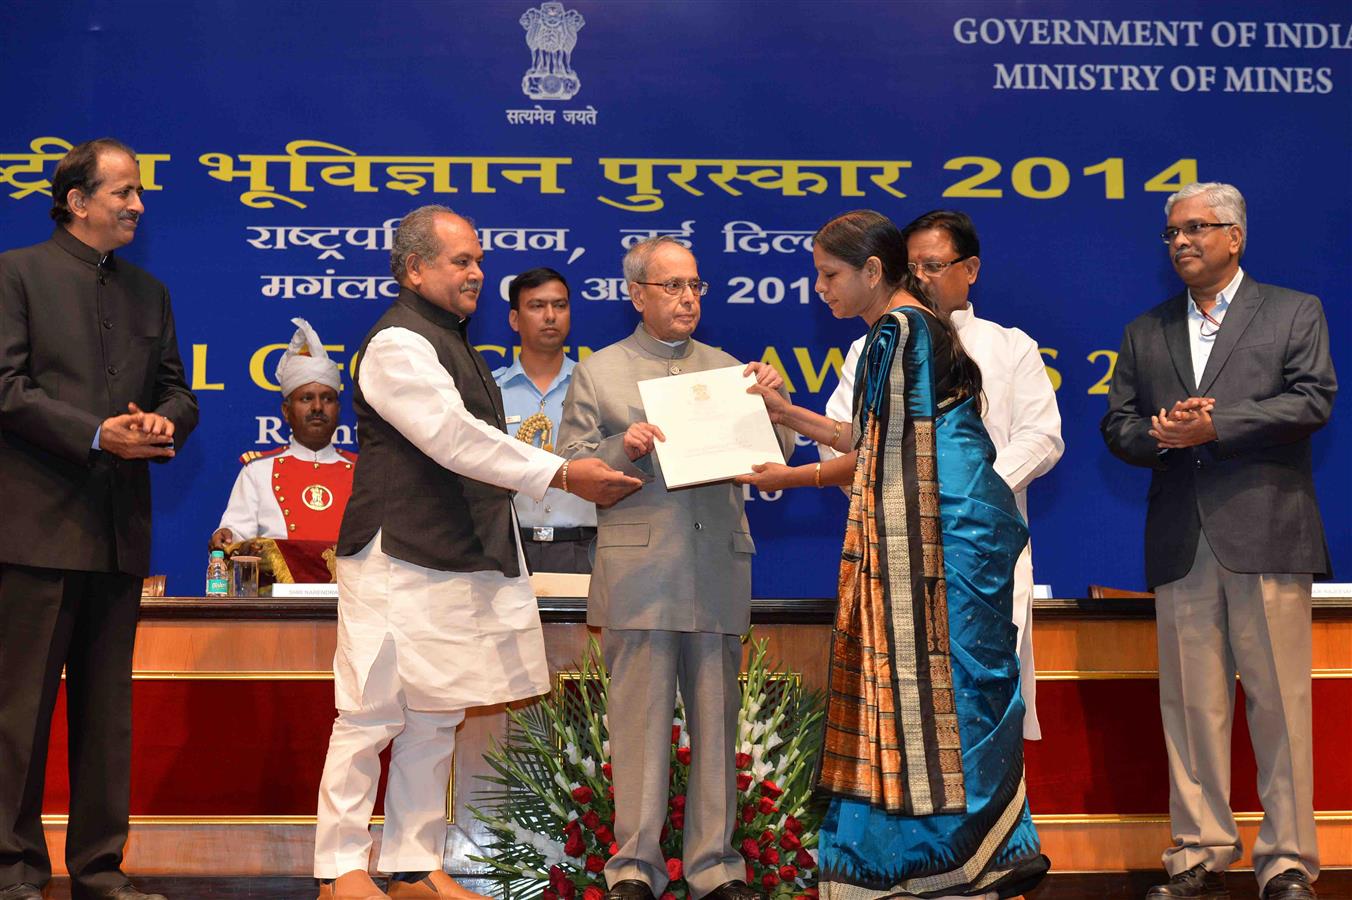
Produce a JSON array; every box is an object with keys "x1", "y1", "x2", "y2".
[{"x1": 337, "y1": 288, "x2": 520, "y2": 576}]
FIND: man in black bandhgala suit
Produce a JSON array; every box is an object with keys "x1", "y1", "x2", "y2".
[{"x1": 0, "y1": 138, "x2": 198, "y2": 900}]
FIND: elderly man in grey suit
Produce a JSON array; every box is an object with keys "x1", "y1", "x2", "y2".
[
  {"x1": 558, "y1": 237, "x2": 792, "y2": 900},
  {"x1": 1102, "y1": 183, "x2": 1336, "y2": 900}
]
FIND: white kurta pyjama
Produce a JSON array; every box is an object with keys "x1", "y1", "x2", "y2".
[
  {"x1": 822, "y1": 304, "x2": 1063, "y2": 739},
  {"x1": 336, "y1": 326, "x2": 561, "y2": 711}
]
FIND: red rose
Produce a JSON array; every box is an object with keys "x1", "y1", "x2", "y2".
[
  {"x1": 784, "y1": 816, "x2": 804, "y2": 835},
  {"x1": 661, "y1": 894, "x2": 677, "y2": 900},
  {"x1": 778, "y1": 865, "x2": 798, "y2": 882},
  {"x1": 582, "y1": 810, "x2": 601, "y2": 830},
  {"x1": 609, "y1": 842, "x2": 619, "y2": 856},
  {"x1": 670, "y1": 809, "x2": 685, "y2": 830},
  {"x1": 805, "y1": 888, "x2": 819, "y2": 898},
  {"x1": 583, "y1": 886, "x2": 605, "y2": 900},
  {"x1": 549, "y1": 866, "x2": 567, "y2": 889},
  {"x1": 758, "y1": 797, "x2": 778, "y2": 815},
  {"x1": 759, "y1": 829, "x2": 775, "y2": 845},
  {"x1": 736, "y1": 773, "x2": 753, "y2": 791},
  {"x1": 761, "y1": 873, "x2": 779, "y2": 890},
  {"x1": 762, "y1": 847, "x2": 780, "y2": 866},
  {"x1": 559, "y1": 880, "x2": 576, "y2": 900},
  {"x1": 794, "y1": 848, "x2": 814, "y2": 869},
  {"x1": 745, "y1": 864, "x2": 755, "y2": 884},
  {"x1": 735, "y1": 753, "x2": 752, "y2": 770},
  {"x1": 595, "y1": 825, "x2": 615, "y2": 845},
  {"x1": 740, "y1": 837, "x2": 761, "y2": 861},
  {"x1": 741, "y1": 804, "x2": 756, "y2": 823},
  {"x1": 760, "y1": 780, "x2": 784, "y2": 799},
  {"x1": 544, "y1": 891, "x2": 559, "y2": 900},
  {"x1": 607, "y1": 785, "x2": 615, "y2": 799},
  {"x1": 572, "y1": 786, "x2": 595, "y2": 804},
  {"x1": 666, "y1": 858, "x2": 683, "y2": 881},
  {"x1": 779, "y1": 832, "x2": 802, "y2": 851},
  {"x1": 602, "y1": 762, "x2": 613, "y2": 780},
  {"x1": 675, "y1": 747, "x2": 692, "y2": 766},
  {"x1": 672, "y1": 725, "x2": 681, "y2": 745},
  {"x1": 671, "y1": 794, "x2": 686, "y2": 811},
  {"x1": 585, "y1": 854, "x2": 606, "y2": 874},
  {"x1": 564, "y1": 819, "x2": 582, "y2": 838},
  {"x1": 564, "y1": 832, "x2": 586, "y2": 858}
]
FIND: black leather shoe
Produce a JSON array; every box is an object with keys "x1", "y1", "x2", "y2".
[
  {"x1": 1264, "y1": 869, "x2": 1316, "y2": 900},
  {"x1": 702, "y1": 881, "x2": 763, "y2": 900},
  {"x1": 1146, "y1": 864, "x2": 1229, "y2": 899},
  {"x1": 74, "y1": 883, "x2": 169, "y2": 900},
  {"x1": 604, "y1": 880, "x2": 655, "y2": 900},
  {"x1": 0, "y1": 884, "x2": 43, "y2": 900}
]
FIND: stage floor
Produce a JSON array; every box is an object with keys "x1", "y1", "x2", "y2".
[{"x1": 31, "y1": 871, "x2": 1352, "y2": 899}]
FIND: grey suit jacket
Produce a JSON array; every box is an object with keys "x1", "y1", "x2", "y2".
[
  {"x1": 558, "y1": 324, "x2": 794, "y2": 633},
  {"x1": 1101, "y1": 274, "x2": 1336, "y2": 588}
]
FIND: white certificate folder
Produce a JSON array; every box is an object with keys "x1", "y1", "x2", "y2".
[{"x1": 637, "y1": 365, "x2": 785, "y2": 489}]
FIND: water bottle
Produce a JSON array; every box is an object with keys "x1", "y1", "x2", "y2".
[{"x1": 206, "y1": 550, "x2": 229, "y2": 597}]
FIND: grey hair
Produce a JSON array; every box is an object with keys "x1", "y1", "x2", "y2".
[
  {"x1": 1165, "y1": 182, "x2": 1247, "y2": 254},
  {"x1": 390, "y1": 204, "x2": 472, "y2": 283},
  {"x1": 622, "y1": 235, "x2": 688, "y2": 283}
]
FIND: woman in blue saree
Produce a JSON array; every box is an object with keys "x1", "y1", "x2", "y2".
[{"x1": 739, "y1": 211, "x2": 1048, "y2": 899}]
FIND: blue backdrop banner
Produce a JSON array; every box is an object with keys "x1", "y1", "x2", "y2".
[{"x1": 2, "y1": 0, "x2": 1347, "y2": 597}]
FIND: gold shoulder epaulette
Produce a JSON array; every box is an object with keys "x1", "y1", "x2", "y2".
[{"x1": 239, "y1": 446, "x2": 288, "y2": 465}]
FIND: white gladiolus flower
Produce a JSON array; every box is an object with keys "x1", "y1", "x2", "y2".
[
  {"x1": 553, "y1": 771, "x2": 571, "y2": 793},
  {"x1": 565, "y1": 742, "x2": 581, "y2": 765},
  {"x1": 580, "y1": 757, "x2": 596, "y2": 777}
]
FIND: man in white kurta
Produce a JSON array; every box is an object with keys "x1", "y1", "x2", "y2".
[
  {"x1": 821, "y1": 211, "x2": 1063, "y2": 740},
  {"x1": 312, "y1": 207, "x2": 640, "y2": 900}
]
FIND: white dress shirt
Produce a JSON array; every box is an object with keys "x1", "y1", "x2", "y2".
[
  {"x1": 819, "y1": 304, "x2": 1064, "y2": 738},
  {"x1": 1186, "y1": 266, "x2": 1244, "y2": 384},
  {"x1": 217, "y1": 438, "x2": 347, "y2": 540}
]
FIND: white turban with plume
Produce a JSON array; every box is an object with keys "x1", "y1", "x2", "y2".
[{"x1": 275, "y1": 318, "x2": 341, "y2": 397}]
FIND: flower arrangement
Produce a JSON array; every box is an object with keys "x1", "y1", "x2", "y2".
[{"x1": 470, "y1": 637, "x2": 824, "y2": 900}]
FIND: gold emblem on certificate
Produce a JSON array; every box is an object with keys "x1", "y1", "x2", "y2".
[
  {"x1": 303, "y1": 484, "x2": 334, "y2": 511},
  {"x1": 691, "y1": 383, "x2": 711, "y2": 402}
]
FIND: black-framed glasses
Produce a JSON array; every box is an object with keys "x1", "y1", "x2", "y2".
[
  {"x1": 907, "y1": 255, "x2": 971, "y2": 276},
  {"x1": 1161, "y1": 222, "x2": 1235, "y2": 244},
  {"x1": 634, "y1": 278, "x2": 709, "y2": 297}
]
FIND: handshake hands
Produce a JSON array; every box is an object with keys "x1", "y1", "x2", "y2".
[{"x1": 1149, "y1": 397, "x2": 1217, "y2": 450}]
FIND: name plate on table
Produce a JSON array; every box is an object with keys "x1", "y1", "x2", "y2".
[
  {"x1": 637, "y1": 365, "x2": 785, "y2": 489},
  {"x1": 271, "y1": 583, "x2": 340, "y2": 598},
  {"x1": 1312, "y1": 582, "x2": 1352, "y2": 599}
]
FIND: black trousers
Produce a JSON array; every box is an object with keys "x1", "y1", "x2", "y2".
[
  {"x1": 520, "y1": 537, "x2": 594, "y2": 574},
  {"x1": 0, "y1": 564, "x2": 141, "y2": 894}
]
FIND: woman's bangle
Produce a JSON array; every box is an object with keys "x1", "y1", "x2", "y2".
[
  {"x1": 829, "y1": 420, "x2": 842, "y2": 446},
  {"x1": 561, "y1": 459, "x2": 570, "y2": 493},
  {"x1": 814, "y1": 461, "x2": 822, "y2": 488}
]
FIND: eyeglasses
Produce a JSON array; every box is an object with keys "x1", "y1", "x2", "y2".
[
  {"x1": 1161, "y1": 222, "x2": 1235, "y2": 244},
  {"x1": 907, "y1": 255, "x2": 971, "y2": 276},
  {"x1": 634, "y1": 278, "x2": 710, "y2": 297}
]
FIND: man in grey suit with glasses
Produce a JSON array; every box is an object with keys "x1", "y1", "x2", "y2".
[
  {"x1": 1102, "y1": 182, "x2": 1336, "y2": 900},
  {"x1": 558, "y1": 237, "x2": 793, "y2": 900}
]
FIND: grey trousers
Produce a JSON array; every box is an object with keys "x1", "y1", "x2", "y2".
[
  {"x1": 1155, "y1": 531, "x2": 1317, "y2": 891},
  {"x1": 603, "y1": 629, "x2": 744, "y2": 898}
]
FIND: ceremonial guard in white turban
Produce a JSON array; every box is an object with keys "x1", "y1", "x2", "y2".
[{"x1": 210, "y1": 318, "x2": 356, "y2": 550}]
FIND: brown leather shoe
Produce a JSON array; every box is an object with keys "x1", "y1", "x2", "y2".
[
  {"x1": 1263, "y1": 869, "x2": 1316, "y2": 900},
  {"x1": 386, "y1": 872, "x2": 490, "y2": 900},
  {"x1": 701, "y1": 881, "x2": 764, "y2": 900},
  {"x1": 1146, "y1": 864, "x2": 1229, "y2": 899},
  {"x1": 317, "y1": 870, "x2": 389, "y2": 899}
]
